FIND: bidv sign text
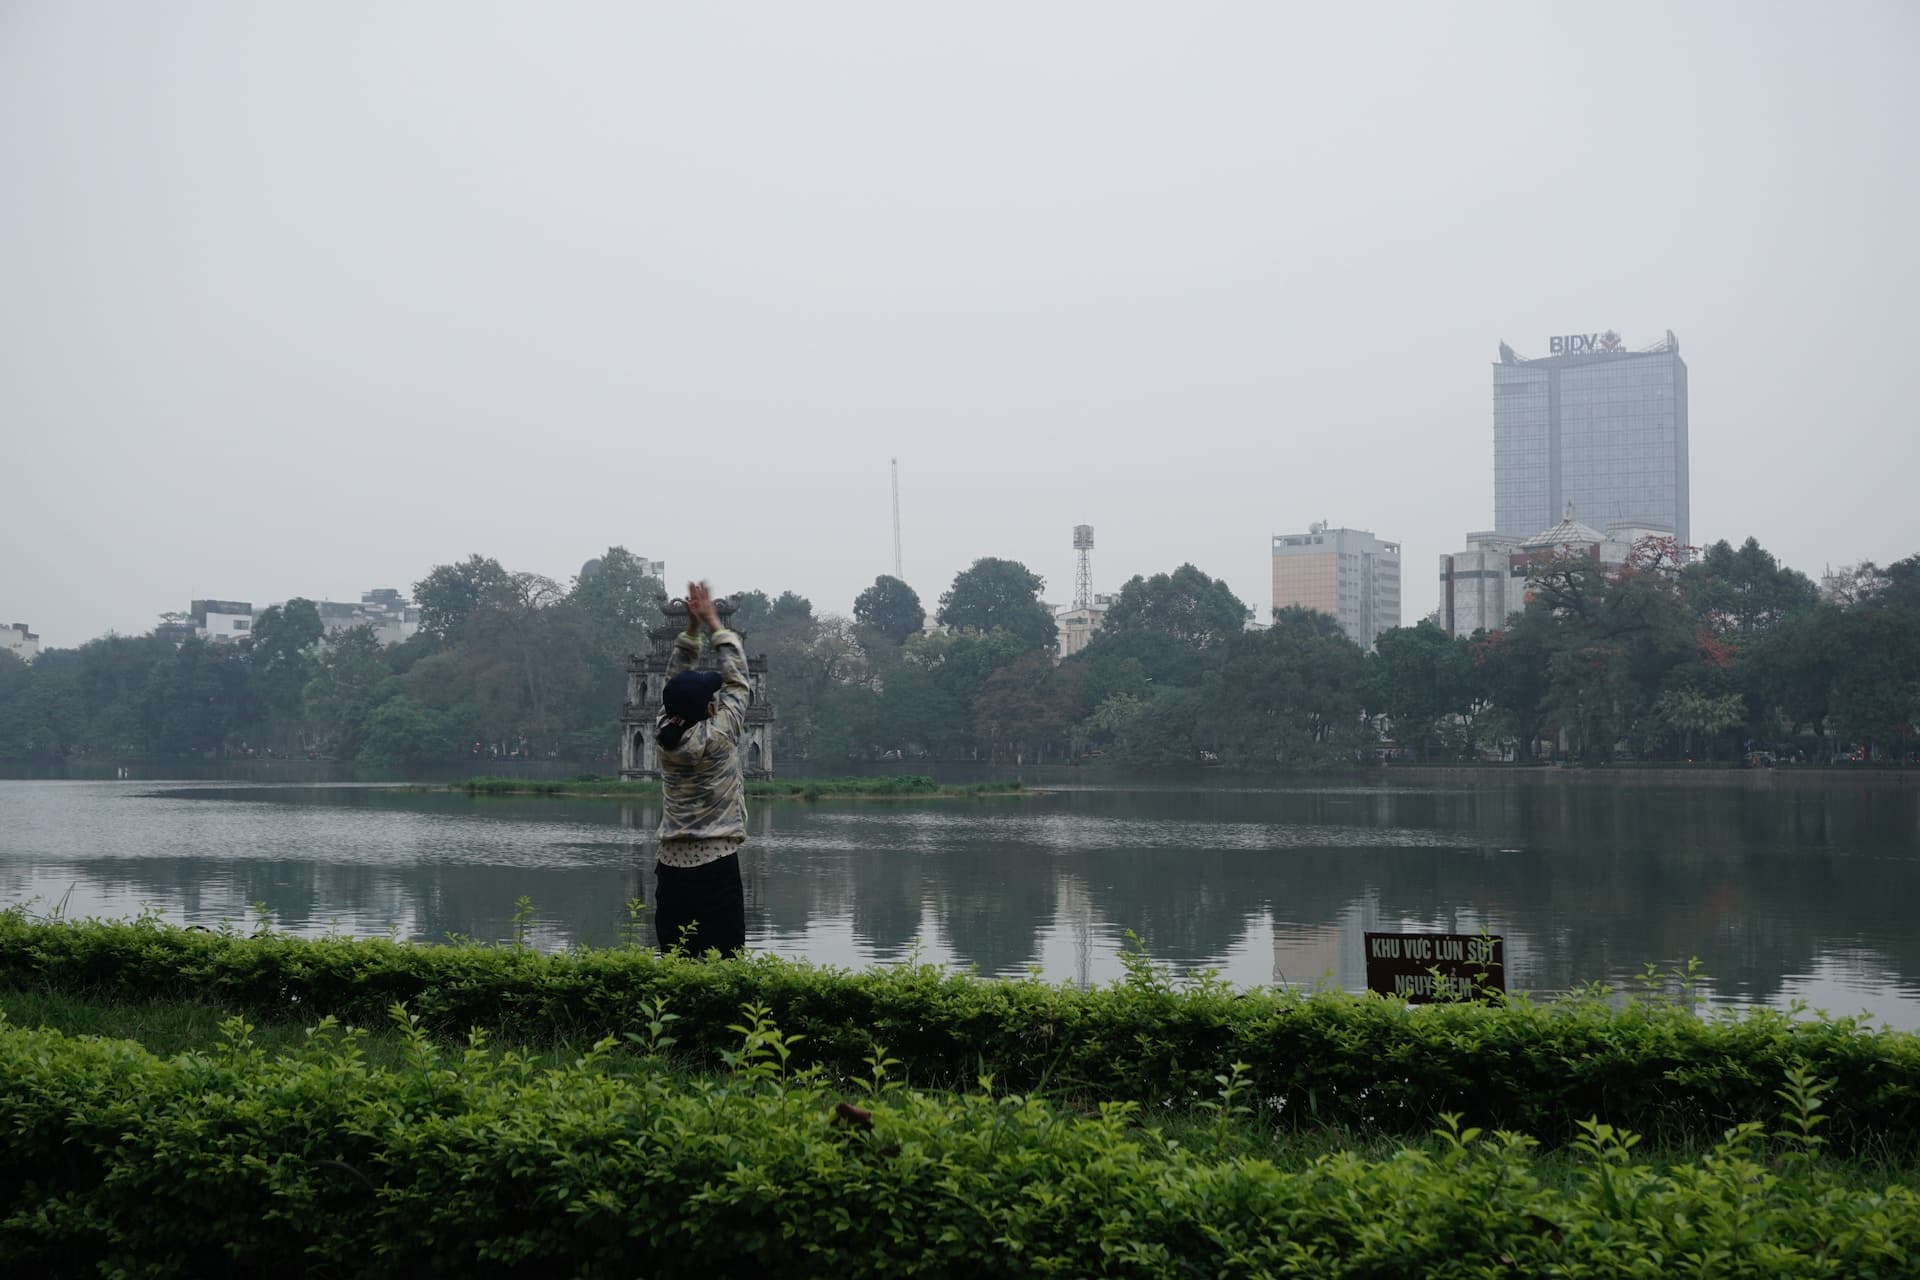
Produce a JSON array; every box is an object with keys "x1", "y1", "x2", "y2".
[{"x1": 1549, "y1": 330, "x2": 1624, "y2": 355}]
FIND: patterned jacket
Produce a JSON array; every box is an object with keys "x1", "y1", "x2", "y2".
[{"x1": 656, "y1": 628, "x2": 751, "y2": 845}]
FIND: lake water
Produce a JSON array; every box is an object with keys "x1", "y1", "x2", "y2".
[{"x1": 3, "y1": 777, "x2": 1918, "y2": 1028}]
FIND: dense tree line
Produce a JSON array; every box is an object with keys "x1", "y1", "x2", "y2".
[{"x1": 2, "y1": 538, "x2": 1916, "y2": 770}]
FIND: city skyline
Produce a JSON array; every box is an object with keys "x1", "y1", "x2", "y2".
[{"x1": 5, "y1": 5, "x2": 1916, "y2": 649}]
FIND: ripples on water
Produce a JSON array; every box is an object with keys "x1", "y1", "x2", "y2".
[{"x1": 1, "y1": 779, "x2": 1917, "y2": 1028}]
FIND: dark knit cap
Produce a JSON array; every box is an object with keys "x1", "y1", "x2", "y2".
[{"x1": 662, "y1": 670, "x2": 724, "y2": 720}]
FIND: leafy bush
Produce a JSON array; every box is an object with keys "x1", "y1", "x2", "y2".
[
  {"x1": 1, "y1": 1006, "x2": 1916, "y2": 1278},
  {"x1": 3, "y1": 914, "x2": 1918, "y2": 1154}
]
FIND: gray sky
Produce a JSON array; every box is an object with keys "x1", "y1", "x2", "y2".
[{"x1": 4, "y1": 2, "x2": 1916, "y2": 648}]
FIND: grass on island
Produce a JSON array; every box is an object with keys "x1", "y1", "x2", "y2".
[{"x1": 450, "y1": 774, "x2": 1025, "y2": 800}]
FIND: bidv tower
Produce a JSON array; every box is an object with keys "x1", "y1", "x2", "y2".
[{"x1": 1493, "y1": 329, "x2": 1689, "y2": 547}]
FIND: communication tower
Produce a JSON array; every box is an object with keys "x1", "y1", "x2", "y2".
[
  {"x1": 891, "y1": 459, "x2": 904, "y2": 580},
  {"x1": 1072, "y1": 524, "x2": 1094, "y2": 611}
]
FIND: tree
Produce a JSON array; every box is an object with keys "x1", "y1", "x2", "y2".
[
  {"x1": 142, "y1": 638, "x2": 253, "y2": 756},
  {"x1": 853, "y1": 575, "x2": 924, "y2": 645},
  {"x1": 414, "y1": 555, "x2": 514, "y2": 644},
  {"x1": 937, "y1": 558, "x2": 1057, "y2": 651},
  {"x1": 1367, "y1": 621, "x2": 1475, "y2": 757},
  {"x1": 1686, "y1": 538, "x2": 1819, "y2": 636},
  {"x1": 1652, "y1": 688, "x2": 1748, "y2": 761},
  {"x1": 1744, "y1": 605, "x2": 1843, "y2": 740},
  {"x1": 1861, "y1": 554, "x2": 1920, "y2": 612},
  {"x1": 875, "y1": 630, "x2": 1029, "y2": 759},
  {"x1": 250, "y1": 598, "x2": 324, "y2": 660},
  {"x1": 1516, "y1": 545, "x2": 1696, "y2": 761},
  {"x1": 972, "y1": 651, "x2": 1080, "y2": 762},
  {"x1": 1825, "y1": 607, "x2": 1920, "y2": 755},
  {"x1": 1213, "y1": 607, "x2": 1370, "y2": 765},
  {"x1": 1819, "y1": 562, "x2": 1884, "y2": 608},
  {"x1": 303, "y1": 627, "x2": 390, "y2": 758},
  {"x1": 72, "y1": 634, "x2": 176, "y2": 755},
  {"x1": 869, "y1": 662, "x2": 971, "y2": 759},
  {"x1": 356, "y1": 696, "x2": 457, "y2": 772},
  {"x1": 1467, "y1": 608, "x2": 1590, "y2": 761},
  {"x1": 729, "y1": 589, "x2": 814, "y2": 638},
  {"x1": 568, "y1": 547, "x2": 665, "y2": 660},
  {"x1": 246, "y1": 598, "x2": 324, "y2": 750},
  {"x1": 0, "y1": 649, "x2": 78, "y2": 761},
  {"x1": 1103, "y1": 564, "x2": 1249, "y2": 650},
  {"x1": 774, "y1": 615, "x2": 871, "y2": 756},
  {"x1": 1079, "y1": 686, "x2": 1208, "y2": 765},
  {"x1": 1083, "y1": 564, "x2": 1249, "y2": 686},
  {"x1": 463, "y1": 573, "x2": 600, "y2": 754}
]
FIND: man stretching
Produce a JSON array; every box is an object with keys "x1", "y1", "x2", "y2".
[{"x1": 653, "y1": 580, "x2": 751, "y2": 957}]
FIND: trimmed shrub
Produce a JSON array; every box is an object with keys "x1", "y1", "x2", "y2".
[
  {"x1": 2, "y1": 914, "x2": 1918, "y2": 1152},
  {"x1": 1, "y1": 1012, "x2": 1917, "y2": 1278}
]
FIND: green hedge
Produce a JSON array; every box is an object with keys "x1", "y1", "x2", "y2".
[
  {"x1": 1, "y1": 1013, "x2": 1916, "y2": 1278},
  {"x1": 3, "y1": 914, "x2": 1918, "y2": 1152}
]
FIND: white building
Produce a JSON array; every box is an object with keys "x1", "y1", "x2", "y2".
[
  {"x1": 1437, "y1": 532, "x2": 1522, "y2": 639},
  {"x1": 2, "y1": 622, "x2": 40, "y2": 662},
  {"x1": 191, "y1": 599, "x2": 254, "y2": 643},
  {"x1": 1437, "y1": 507, "x2": 1678, "y2": 637},
  {"x1": 315, "y1": 589, "x2": 421, "y2": 646},
  {"x1": 1054, "y1": 593, "x2": 1117, "y2": 659},
  {"x1": 1271, "y1": 523, "x2": 1401, "y2": 649}
]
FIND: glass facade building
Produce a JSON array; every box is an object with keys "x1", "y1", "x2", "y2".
[{"x1": 1493, "y1": 331, "x2": 1688, "y2": 546}]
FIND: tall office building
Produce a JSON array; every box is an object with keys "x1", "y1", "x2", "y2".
[
  {"x1": 1493, "y1": 330, "x2": 1688, "y2": 547},
  {"x1": 1272, "y1": 523, "x2": 1401, "y2": 649}
]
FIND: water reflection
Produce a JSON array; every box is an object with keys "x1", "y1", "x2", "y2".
[{"x1": 0, "y1": 780, "x2": 1916, "y2": 1027}]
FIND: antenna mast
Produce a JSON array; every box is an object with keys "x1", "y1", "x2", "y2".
[
  {"x1": 891, "y1": 459, "x2": 904, "y2": 580},
  {"x1": 1072, "y1": 524, "x2": 1094, "y2": 610}
]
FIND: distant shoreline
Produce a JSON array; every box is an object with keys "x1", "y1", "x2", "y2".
[
  {"x1": 1368, "y1": 763, "x2": 1919, "y2": 790},
  {"x1": 443, "y1": 775, "x2": 1029, "y2": 801}
]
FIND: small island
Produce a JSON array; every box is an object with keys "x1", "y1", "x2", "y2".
[{"x1": 450, "y1": 774, "x2": 1026, "y2": 801}]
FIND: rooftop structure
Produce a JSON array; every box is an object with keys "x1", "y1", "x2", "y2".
[
  {"x1": 313, "y1": 590, "x2": 421, "y2": 647},
  {"x1": 2, "y1": 622, "x2": 40, "y2": 663},
  {"x1": 190, "y1": 599, "x2": 254, "y2": 643}
]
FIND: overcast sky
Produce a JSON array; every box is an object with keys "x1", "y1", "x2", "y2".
[{"x1": 4, "y1": 2, "x2": 1916, "y2": 648}]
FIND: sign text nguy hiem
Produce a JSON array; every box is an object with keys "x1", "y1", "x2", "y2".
[{"x1": 1363, "y1": 932, "x2": 1506, "y2": 1003}]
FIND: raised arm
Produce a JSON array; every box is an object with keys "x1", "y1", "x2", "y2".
[
  {"x1": 666, "y1": 581, "x2": 711, "y2": 678},
  {"x1": 705, "y1": 627, "x2": 751, "y2": 746},
  {"x1": 666, "y1": 615, "x2": 700, "y2": 678},
  {"x1": 687, "y1": 580, "x2": 750, "y2": 745}
]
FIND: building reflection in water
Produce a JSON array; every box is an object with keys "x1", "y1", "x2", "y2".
[{"x1": 5, "y1": 780, "x2": 1919, "y2": 1027}]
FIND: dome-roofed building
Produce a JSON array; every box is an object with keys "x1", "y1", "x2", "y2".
[
  {"x1": 1519, "y1": 504, "x2": 1607, "y2": 553},
  {"x1": 1438, "y1": 506, "x2": 1681, "y2": 637}
]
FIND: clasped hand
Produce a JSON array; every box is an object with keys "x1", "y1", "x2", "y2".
[{"x1": 686, "y1": 581, "x2": 722, "y2": 633}]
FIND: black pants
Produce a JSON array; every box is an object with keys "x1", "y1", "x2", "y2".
[{"x1": 654, "y1": 853, "x2": 746, "y2": 958}]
